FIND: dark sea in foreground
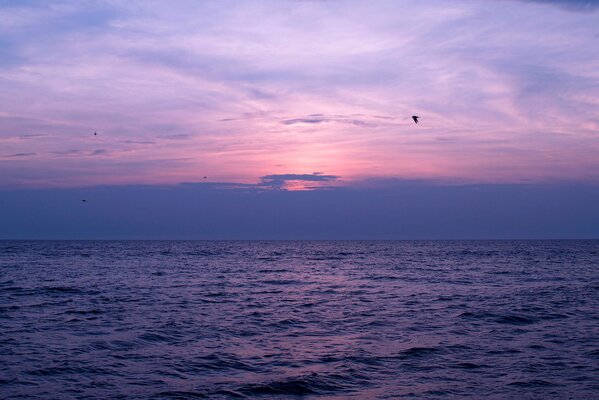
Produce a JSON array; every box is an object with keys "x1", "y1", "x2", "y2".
[{"x1": 1, "y1": 241, "x2": 598, "y2": 399}]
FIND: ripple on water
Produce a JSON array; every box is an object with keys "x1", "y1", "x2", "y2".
[{"x1": 1, "y1": 240, "x2": 598, "y2": 399}]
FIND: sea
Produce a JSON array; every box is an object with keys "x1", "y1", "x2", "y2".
[{"x1": 1, "y1": 240, "x2": 598, "y2": 399}]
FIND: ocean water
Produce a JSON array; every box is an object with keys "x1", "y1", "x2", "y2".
[{"x1": 1, "y1": 240, "x2": 598, "y2": 399}]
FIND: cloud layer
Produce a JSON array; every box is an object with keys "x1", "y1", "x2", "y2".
[
  {"x1": 1, "y1": 0, "x2": 598, "y2": 188},
  {"x1": 260, "y1": 172, "x2": 339, "y2": 189}
]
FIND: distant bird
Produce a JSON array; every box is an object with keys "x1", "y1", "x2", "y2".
[
  {"x1": 412, "y1": 116, "x2": 419, "y2": 124},
  {"x1": 204, "y1": 176, "x2": 207, "y2": 179},
  {"x1": 81, "y1": 199, "x2": 88, "y2": 202},
  {"x1": 94, "y1": 132, "x2": 97, "y2": 136}
]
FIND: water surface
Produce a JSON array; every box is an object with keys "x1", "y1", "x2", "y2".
[{"x1": 1, "y1": 240, "x2": 598, "y2": 399}]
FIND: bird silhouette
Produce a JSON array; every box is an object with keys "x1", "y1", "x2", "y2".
[
  {"x1": 94, "y1": 132, "x2": 97, "y2": 136},
  {"x1": 81, "y1": 199, "x2": 88, "y2": 202},
  {"x1": 412, "y1": 116, "x2": 419, "y2": 124},
  {"x1": 204, "y1": 176, "x2": 207, "y2": 179}
]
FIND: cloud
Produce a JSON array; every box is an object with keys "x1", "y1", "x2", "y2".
[
  {"x1": 219, "y1": 111, "x2": 270, "y2": 122},
  {"x1": 517, "y1": 0, "x2": 599, "y2": 11},
  {"x1": 281, "y1": 118, "x2": 324, "y2": 125},
  {"x1": 51, "y1": 149, "x2": 109, "y2": 157},
  {"x1": 280, "y1": 114, "x2": 378, "y2": 127},
  {"x1": 0, "y1": 1, "x2": 598, "y2": 188},
  {"x1": 260, "y1": 172, "x2": 339, "y2": 189},
  {"x1": 121, "y1": 140, "x2": 155, "y2": 145},
  {"x1": 1, "y1": 152, "x2": 36, "y2": 158},
  {"x1": 158, "y1": 133, "x2": 191, "y2": 140},
  {"x1": 51, "y1": 149, "x2": 84, "y2": 156}
]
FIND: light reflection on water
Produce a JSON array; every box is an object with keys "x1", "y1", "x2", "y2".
[{"x1": 1, "y1": 240, "x2": 598, "y2": 399}]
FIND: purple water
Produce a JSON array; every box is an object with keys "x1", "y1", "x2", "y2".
[{"x1": 1, "y1": 240, "x2": 598, "y2": 399}]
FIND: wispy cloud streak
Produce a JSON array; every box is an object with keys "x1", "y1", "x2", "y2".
[
  {"x1": 260, "y1": 172, "x2": 339, "y2": 189},
  {"x1": 0, "y1": 0, "x2": 598, "y2": 187}
]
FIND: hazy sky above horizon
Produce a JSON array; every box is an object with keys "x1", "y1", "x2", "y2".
[{"x1": 1, "y1": 0, "x2": 598, "y2": 190}]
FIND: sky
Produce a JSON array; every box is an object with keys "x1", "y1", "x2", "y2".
[{"x1": 1, "y1": 0, "x2": 598, "y2": 238}]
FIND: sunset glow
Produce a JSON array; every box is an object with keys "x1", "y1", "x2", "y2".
[{"x1": 1, "y1": 1, "x2": 598, "y2": 189}]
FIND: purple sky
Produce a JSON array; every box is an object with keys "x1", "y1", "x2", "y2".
[
  {"x1": 1, "y1": 0, "x2": 598, "y2": 189},
  {"x1": 1, "y1": 1, "x2": 598, "y2": 238}
]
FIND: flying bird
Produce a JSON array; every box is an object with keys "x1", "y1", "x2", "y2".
[
  {"x1": 412, "y1": 116, "x2": 419, "y2": 124},
  {"x1": 81, "y1": 199, "x2": 88, "y2": 202}
]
